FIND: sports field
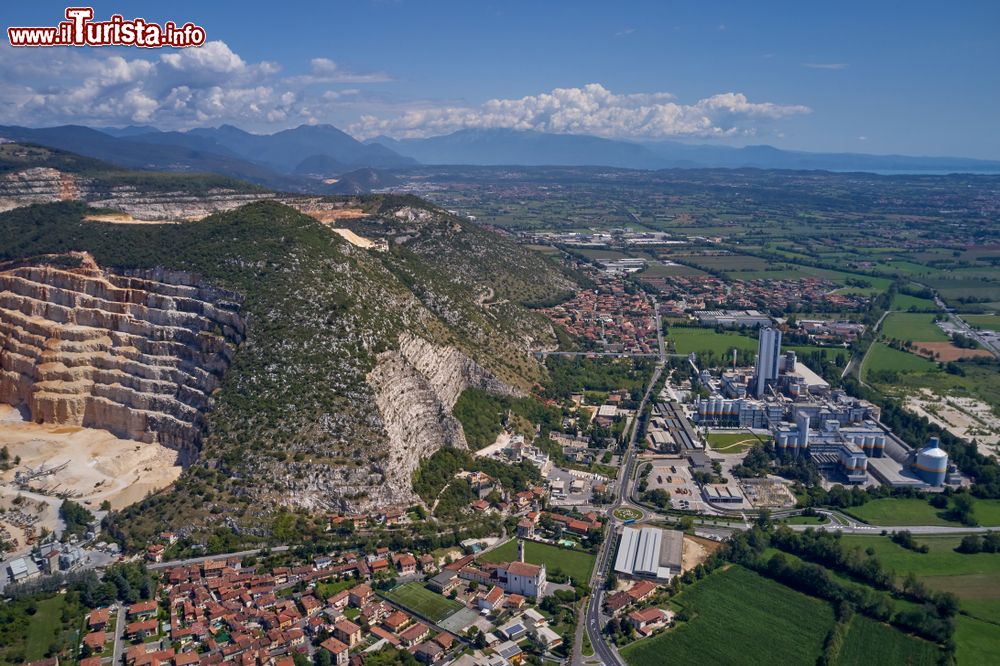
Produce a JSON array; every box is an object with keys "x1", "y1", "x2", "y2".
[
  {"x1": 479, "y1": 538, "x2": 596, "y2": 583},
  {"x1": 881, "y1": 312, "x2": 949, "y2": 342},
  {"x1": 834, "y1": 615, "x2": 939, "y2": 666},
  {"x1": 382, "y1": 582, "x2": 463, "y2": 623},
  {"x1": 621, "y1": 565, "x2": 834, "y2": 666}
]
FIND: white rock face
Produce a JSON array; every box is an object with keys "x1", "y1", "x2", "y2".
[
  {"x1": 0, "y1": 253, "x2": 244, "y2": 461},
  {"x1": 0, "y1": 167, "x2": 272, "y2": 220},
  {"x1": 366, "y1": 332, "x2": 519, "y2": 507}
]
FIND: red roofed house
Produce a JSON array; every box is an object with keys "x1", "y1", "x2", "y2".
[
  {"x1": 128, "y1": 600, "x2": 159, "y2": 618},
  {"x1": 87, "y1": 608, "x2": 110, "y2": 632},
  {"x1": 334, "y1": 619, "x2": 362, "y2": 647},
  {"x1": 348, "y1": 584, "x2": 372, "y2": 608},
  {"x1": 320, "y1": 637, "x2": 349, "y2": 666},
  {"x1": 382, "y1": 610, "x2": 411, "y2": 633},
  {"x1": 126, "y1": 619, "x2": 158, "y2": 639},
  {"x1": 477, "y1": 585, "x2": 505, "y2": 611},
  {"x1": 394, "y1": 554, "x2": 417, "y2": 576},
  {"x1": 399, "y1": 622, "x2": 431, "y2": 647},
  {"x1": 82, "y1": 631, "x2": 107, "y2": 652},
  {"x1": 627, "y1": 607, "x2": 671, "y2": 635},
  {"x1": 626, "y1": 580, "x2": 657, "y2": 603}
]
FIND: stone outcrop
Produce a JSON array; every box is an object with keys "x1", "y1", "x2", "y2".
[
  {"x1": 0, "y1": 167, "x2": 272, "y2": 220},
  {"x1": 366, "y1": 333, "x2": 519, "y2": 507},
  {"x1": 0, "y1": 253, "x2": 244, "y2": 461}
]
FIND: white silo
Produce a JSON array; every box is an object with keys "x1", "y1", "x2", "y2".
[{"x1": 915, "y1": 437, "x2": 949, "y2": 486}]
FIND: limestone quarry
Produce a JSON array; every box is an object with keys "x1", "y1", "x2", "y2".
[
  {"x1": 0, "y1": 167, "x2": 272, "y2": 221},
  {"x1": 0, "y1": 252, "x2": 245, "y2": 507}
]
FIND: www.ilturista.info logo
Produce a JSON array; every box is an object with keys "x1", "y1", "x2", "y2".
[{"x1": 8, "y1": 7, "x2": 206, "y2": 48}]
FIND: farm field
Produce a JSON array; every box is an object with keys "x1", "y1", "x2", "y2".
[
  {"x1": 955, "y1": 615, "x2": 1000, "y2": 665},
  {"x1": 620, "y1": 565, "x2": 834, "y2": 666},
  {"x1": 841, "y1": 497, "x2": 1000, "y2": 527},
  {"x1": 668, "y1": 328, "x2": 756, "y2": 355},
  {"x1": 839, "y1": 534, "x2": 1000, "y2": 623},
  {"x1": 965, "y1": 314, "x2": 1000, "y2": 331},
  {"x1": 382, "y1": 582, "x2": 463, "y2": 623},
  {"x1": 834, "y1": 615, "x2": 940, "y2": 666},
  {"x1": 863, "y1": 342, "x2": 939, "y2": 377},
  {"x1": 881, "y1": 313, "x2": 950, "y2": 343},
  {"x1": 479, "y1": 538, "x2": 596, "y2": 583},
  {"x1": 668, "y1": 327, "x2": 849, "y2": 366},
  {"x1": 891, "y1": 292, "x2": 939, "y2": 312}
]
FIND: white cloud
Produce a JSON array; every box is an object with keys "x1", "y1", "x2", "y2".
[
  {"x1": 802, "y1": 62, "x2": 848, "y2": 70},
  {"x1": 0, "y1": 41, "x2": 386, "y2": 129},
  {"x1": 614, "y1": 28, "x2": 635, "y2": 37},
  {"x1": 349, "y1": 83, "x2": 810, "y2": 140}
]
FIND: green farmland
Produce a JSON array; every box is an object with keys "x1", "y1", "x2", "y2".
[
  {"x1": 382, "y1": 582, "x2": 463, "y2": 623},
  {"x1": 863, "y1": 342, "x2": 939, "y2": 377},
  {"x1": 840, "y1": 534, "x2": 1000, "y2": 624},
  {"x1": 621, "y1": 565, "x2": 833, "y2": 666},
  {"x1": 842, "y1": 497, "x2": 1000, "y2": 528},
  {"x1": 479, "y1": 538, "x2": 596, "y2": 583},
  {"x1": 834, "y1": 615, "x2": 939, "y2": 666},
  {"x1": 881, "y1": 313, "x2": 949, "y2": 343},
  {"x1": 966, "y1": 314, "x2": 1000, "y2": 332}
]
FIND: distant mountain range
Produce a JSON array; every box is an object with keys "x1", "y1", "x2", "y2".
[
  {"x1": 0, "y1": 123, "x2": 416, "y2": 192},
  {"x1": 2, "y1": 124, "x2": 997, "y2": 193},
  {"x1": 372, "y1": 128, "x2": 1000, "y2": 173}
]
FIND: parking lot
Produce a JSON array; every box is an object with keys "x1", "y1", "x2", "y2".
[{"x1": 643, "y1": 457, "x2": 710, "y2": 513}]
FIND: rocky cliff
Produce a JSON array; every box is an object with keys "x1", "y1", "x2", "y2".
[
  {"x1": 0, "y1": 252, "x2": 244, "y2": 461},
  {"x1": 0, "y1": 167, "x2": 272, "y2": 220},
  {"x1": 366, "y1": 333, "x2": 519, "y2": 507}
]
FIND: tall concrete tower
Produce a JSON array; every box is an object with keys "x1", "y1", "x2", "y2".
[
  {"x1": 754, "y1": 327, "x2": 782, "y2": 398},
  {"x1": 517, "y1": 539, "x2": 525, "y2": 563}
]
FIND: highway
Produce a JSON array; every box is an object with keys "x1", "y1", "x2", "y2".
[
  {"x1": 935, "y1": 294, "x2": 1000, "y2": 358},
  {"x1": 579, "y1": 293, "x2": 666, "y2": 666}
]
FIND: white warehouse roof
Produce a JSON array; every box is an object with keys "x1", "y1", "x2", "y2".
[{"x1": 614, "y1": 526, "x2": 681, "y2": 580}]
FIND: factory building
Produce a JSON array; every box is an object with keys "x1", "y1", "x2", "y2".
[
  {"x1": 772, "y1": 416, "x2": 890, "y2": 484},
  {"x1": 695, "y1": 397, "x2": 779, "y2": 429},
  {"x1": 614, "y1": 527, "x2": 684, "y2": 581},
  {"x1": 695, "y1": 309, "x2": 773, "y2": 328},
  {"x1": 754, "y1": 328, "x2": 782, "y2": 398}
]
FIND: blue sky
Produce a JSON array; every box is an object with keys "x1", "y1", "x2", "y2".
[{"x1": 2, "y1": 1, "x2": 998, "y2": 158}]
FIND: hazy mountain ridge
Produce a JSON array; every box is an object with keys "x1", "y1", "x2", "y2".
[{"x1": 374, "y1": 128, "x2": 1000, "y2": 172}]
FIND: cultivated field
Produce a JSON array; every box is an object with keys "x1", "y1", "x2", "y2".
[
  {"x1": 621, "y1": 565, "x2": 834, "y2": 666},
  {"x1": 842, "y1": 497, "x2": 1000, "y2": 527},
  {"x1": 965, "y1": 314, "x2": 1000, "y2": 331},
  {"x1": 881, "y1": 313, "x2": 950, "y2": 343},
  {"x1": 835, "y1": 615, "x2": 940, "y2": 666},
  {"x1": 955, "y1": 615, "x2": 1000, "y2": 665},
  {"x1": 479, "y1": 538, "x2": 596, "y2": 583},
  {"x1": 382, "y1": 582, "x2": 463, "y2": 623},
  {"x1": 839, "y1": 534, "x2": 1000, "y2": 624},
  {"x1": 864, "y1": 342, "x2": 939, "y2": 377}
]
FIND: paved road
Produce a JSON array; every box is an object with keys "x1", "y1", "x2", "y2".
[
  {"x1": 111, "y1": 600, "x2": 125, "y2": 666},
  {"x1": 580, "y1": 352, "x2": 665, "y2": 666},
  {"x1": 148, "y1": 545, "x2": 290, "y2": 570},
  {"x1": 935, "y1": 294, "x2": 1000, "y2": 358}
]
